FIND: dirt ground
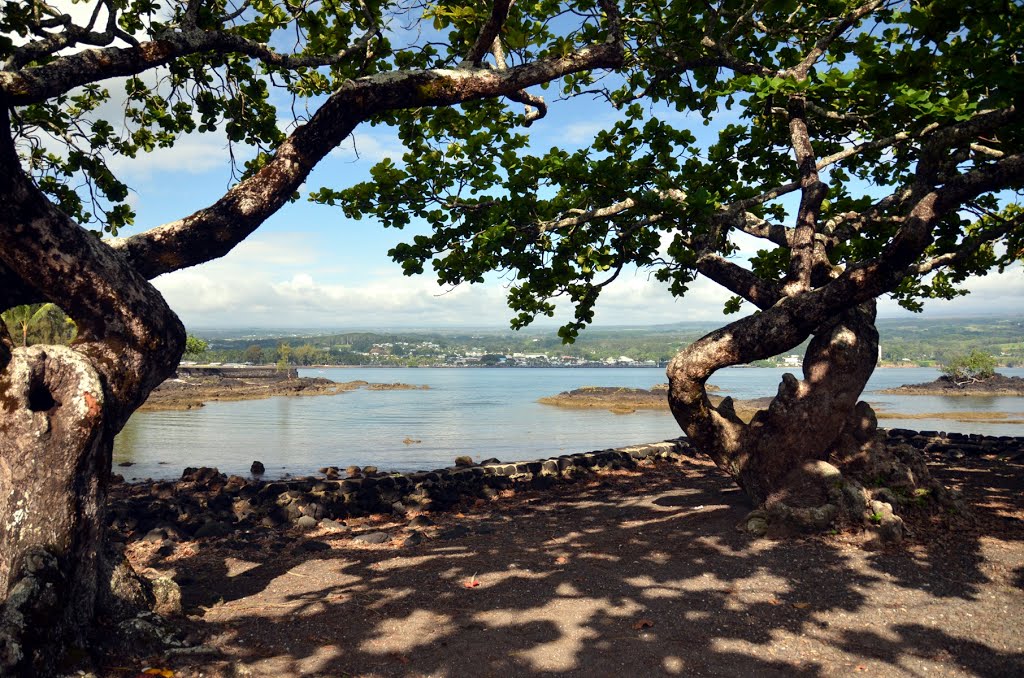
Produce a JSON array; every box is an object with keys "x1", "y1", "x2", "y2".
[{"x1": 107, "y1": 450, "x2": 1024, "y2": 678}]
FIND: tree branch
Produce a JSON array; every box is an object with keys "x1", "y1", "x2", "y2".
[
  {"x1": 694, "y1": 253, "x2": 781, "y2": 309},
  {"x1": 781, "y1": 0, "x2": 886, "y2": 80},
  {"x1": 785, "y1": 95, "x2": 828, "y2": 290},
  {"x1": 909, "y1": 212, "x2": 1024, "y2": 277},
  {"x1": 2, "y1": 20, "x2": 380, "y2": 106},
  {"x1": 110, "y1": 41, "x2": 625, "y2": 278},
  {"x1": 459, "y1": 0, "x2": 513, "y2": 68}
]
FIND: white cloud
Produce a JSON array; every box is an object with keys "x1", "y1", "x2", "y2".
[
  {"x1": 155, "y1": 246, "x2": 1022, "y2": 331},
  {"x1": 878, "y1": 264, "x2": 1024, "y2": 317},
  {"x1": 108, "y1": 132, "x2": 241, "y2": 180},
  {"x1": 153, "y1": 237, "x2": 747, "y2": 329},
  {"x1": 331, "y1": 128, "x2": 406, "y2": 165}
]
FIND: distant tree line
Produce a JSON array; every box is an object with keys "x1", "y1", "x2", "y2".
[{"x1": 188, "y1": 318, "x2": 1024, "y2": 368}]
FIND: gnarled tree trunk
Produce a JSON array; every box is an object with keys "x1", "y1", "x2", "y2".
[
  {"x1": 0, "y1": 109, "x2": 185, "y2": 673},
  {"x1": 668, "y1": 300, "x2": 945, "y2": 538}
]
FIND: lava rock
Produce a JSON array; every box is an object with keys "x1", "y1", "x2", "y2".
[
  {"x1": 352, "y1": 531, "x2": 390, "y2": 544},
  {"x1": 194, "y1": 520, "x2": 233, "y2": 539}
]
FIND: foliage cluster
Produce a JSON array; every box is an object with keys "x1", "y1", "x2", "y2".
[
  {"x1": 337, "y1": 0, "x2": 1024, "y2": 342},
  {"x1": 940, "y1": 350, "x2": 999, "y2": 383},
  {"x1": 0, "y1": 304, "x2": 77, "y2": 347}
]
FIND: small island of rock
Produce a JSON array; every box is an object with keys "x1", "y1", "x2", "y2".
[
  {"x1": 878, "y1": 373, "x2": 1024, "y2": 396},
  {"x1": 140, "y1": 366, "x2": 429, "y2": 411},
  {"x1": 539, "y1": 383, "x2": 769, "y2": 419}
]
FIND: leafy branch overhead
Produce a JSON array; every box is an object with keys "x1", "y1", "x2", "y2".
[
  {"x1": 337, "y1": 0, "x2": 1024, "y2": 341},
  {"x1": 0, "y1": 5, "x2": 627, "y2": 671}
]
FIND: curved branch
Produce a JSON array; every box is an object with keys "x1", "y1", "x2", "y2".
[
  {"x1": 110, "y1": 41, "x2": 625, "y2": 278},
  {"x1": 0, "y1": 147, "x2": 183, "y2": 426},
  {"x1": 2, "y1": 21, "x2": 379, "y2": 106},
  {"x1": 694, "y1": 254, "x2": 781, "y2": 310},
  {"x1": 488, "y1": 35, "x2": 547, "y2": 125}
]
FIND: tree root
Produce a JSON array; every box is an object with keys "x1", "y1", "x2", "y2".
[
  {"x1": 0, "y1": 544, "x2": 185, "y2": 676},
  {"x1": 740, "y1": 402, "x2": 964, "y2": 544}
]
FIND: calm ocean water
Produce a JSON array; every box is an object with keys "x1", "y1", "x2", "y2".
[{"x1": 112, "y1": 366, "x2": 1024, "y2": 480}]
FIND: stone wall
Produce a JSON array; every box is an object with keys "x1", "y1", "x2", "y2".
[
  {"x1": 885, "y1": 428, "x2": 1024, "y2": 459},
  {"x1": 108, "y1": 431, "x2": 1024, "y2": 539}
]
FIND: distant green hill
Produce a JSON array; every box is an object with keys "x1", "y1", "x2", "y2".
[{"x1": 192, "y1": 316, "x2": 1024, "y2": 367}]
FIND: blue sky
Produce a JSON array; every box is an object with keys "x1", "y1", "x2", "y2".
[{"x1": 63, "y1": 3, "x2": 1017, "y2": 333}]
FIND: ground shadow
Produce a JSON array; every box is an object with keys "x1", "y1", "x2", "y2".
[{"x1": 107, "y1": 451, "x2": 1024, "y2": 677}]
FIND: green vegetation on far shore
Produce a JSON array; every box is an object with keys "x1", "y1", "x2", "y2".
[{"x1": 188, "y1": 317, "x2": 1024, "y2": 369}]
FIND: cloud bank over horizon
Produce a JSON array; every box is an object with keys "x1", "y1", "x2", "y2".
[{"x1": 156, "y1": 235, "x2": 1024, "y2": 331}]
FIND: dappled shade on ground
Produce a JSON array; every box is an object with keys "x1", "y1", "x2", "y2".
[{"x1": 99, "y1": 445, "x2": 1024, "y2": 677}]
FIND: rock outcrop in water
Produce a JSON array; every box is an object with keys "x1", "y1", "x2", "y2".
[
  {"x1": 140, "y1": 370, "x2": 429, "y2": 411},
  {"x1": 879, "y1": 373, "x2": 1024, "y2": 396}
]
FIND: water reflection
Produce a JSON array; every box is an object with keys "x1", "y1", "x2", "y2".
[{"x1": 113, "y1": 366, "x2": 1024, "y2": 480}]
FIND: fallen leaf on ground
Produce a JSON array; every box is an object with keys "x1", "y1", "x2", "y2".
[
  {"x1": 792, "y1": 602, "x2": 811, "y2": 609},
  {"x1": 633, "y1": 619, "x2": 655, "y2": 630},
  {"x1": 555, "y1": 556, "x2": 569, "y2": 565},
  {"x1": 464, "y1": 574, "x2": 480, "y2": 588}
]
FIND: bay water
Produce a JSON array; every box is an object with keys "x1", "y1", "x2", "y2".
[{"x1": 112, "y1": 367, "x2": 1024, "y2": 480}]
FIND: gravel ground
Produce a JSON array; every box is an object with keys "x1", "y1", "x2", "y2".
[{"x1": 106, "y1": 450, "x2": 1024, "y2": 677}]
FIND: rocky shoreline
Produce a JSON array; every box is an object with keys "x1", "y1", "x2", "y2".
[
  {"x1": 878, "y1": 373, "x2": 1024, "y2": 396},
  {"x1": 538, "y1": 384, "x2": 769, "y2": 418},
  {"x1": 106, "y1": 429, "x2": 1024, "y2": 549},
  {"x1": 139, "y1": 374, "x2": 429, "y2": 411}
]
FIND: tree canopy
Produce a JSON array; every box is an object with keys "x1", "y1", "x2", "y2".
[
  {"x1": 1, "y1": 2, "x2": 627, "y2": 673},
  {"x1": 336, "y1": 0, "x2": 1024, "y2": 520},
  {"x1": 341, "y1": 0, "x2": 1023, "y2": 341}
]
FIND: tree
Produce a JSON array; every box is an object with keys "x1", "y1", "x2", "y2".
[
  {"x1": 0, "y1": 1, "x2": 625, "y2": 672},
  {"x1": 0, "y1": 303, "x2": 59, "y2": 347},
  {"x1": 183, "y1": 334, "x2": 208, "y2": 360},
  {"x1": 244, "y1": 344, "x2": 264, "y2": 365},
  {"x1": 343, "y1": 1, "x2": 1024, "y2": 531},
  {"x1": 941, "y1": 350, "x2": 998, "y2": 385},
  {"x1": 294, "y1": 342, "x2": 324, "y2": 366}
]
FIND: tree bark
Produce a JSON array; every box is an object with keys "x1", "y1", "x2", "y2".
[
  {"x1": 0, "y1": 347, "x2": 108, "y2": 672},
  {"x1": 0, "y1": 101, "x2": 185, "y2": 673},
  {"x1": 667, "y1": 302, "x2": 879, "y2": 507}
]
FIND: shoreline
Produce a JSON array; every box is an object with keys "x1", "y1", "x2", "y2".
[
  {"x1": 140, "y1": 373, "x2": 429, "y2": 412},
  {"x1": 877, "y1": 373, "x2": 1024, "y2": 397},
  {"x1": 108, "y1": 428, "x2": 1024, "y2": 530}
]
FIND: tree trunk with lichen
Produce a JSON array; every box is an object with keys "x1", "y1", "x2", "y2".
[
  {"x1": 0, "y1": 122, "x2": 186, "y2": 673},
  {"x1": 1, "y1": 347, "x2": 109, "y2": 672},
  {"x1": 667, "y1": 301, "x2": 949, "y2": 539}
]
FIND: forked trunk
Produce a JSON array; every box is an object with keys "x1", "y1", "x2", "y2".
[
  {"x1": 667, "y1": 302, "x2": 946, "y2": 537},
  {"x1": 667, "y1": 303, "x2": 879, "y2": 498}
]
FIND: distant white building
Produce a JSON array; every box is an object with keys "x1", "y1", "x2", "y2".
[{"x1": 782, "y1": 354, "x2": 802, "y2": 367}]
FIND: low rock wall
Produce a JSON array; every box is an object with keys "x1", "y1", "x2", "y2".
[
  {"x1": 110, "y1": 440, "x2": 695, "y2": 538},
  {"x1": 885, "y1": 428, "x2": 1024, "y2": 459},
  {"x1": 108, "y1": 430, "x2": 1024, "y2": 540}
]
